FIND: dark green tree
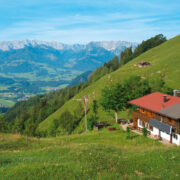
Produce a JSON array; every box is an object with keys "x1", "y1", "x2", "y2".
[
  {"x1": 123, "y1": 76, "x2": 151, "y2": 105},
  {"x1": 142, "y1": 127, "x2": 148, "y2": 137},
  {"x1": 100, "y1": 83, "x2": 126, "y2": 123},
  {"x1": 119, "y1": 47, "x2": 133, "y2": 67}
]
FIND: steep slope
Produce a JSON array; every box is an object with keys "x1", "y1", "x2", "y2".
[{"x1": 38, "y1": 35, "x2": 180, "y2": 133}]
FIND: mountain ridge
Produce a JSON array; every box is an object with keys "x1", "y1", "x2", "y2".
[{"x1": 0, "y1": 40, "x2": 138, "y2": 55}]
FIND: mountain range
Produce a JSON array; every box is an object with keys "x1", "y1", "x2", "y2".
[
  {"x1": 0, "y1": 40, "x2": 137, "y2": 54},
  {"x1": 0, "y1": 40, "x2": 137, "y2": 106}
]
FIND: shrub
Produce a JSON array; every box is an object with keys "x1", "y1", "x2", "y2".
[
  {"x1": 142, "y1": 127, "x2": 148, "y2": 137},
  {"x1": 126, "y1": 126, "x2": 130, "y2": 133}
]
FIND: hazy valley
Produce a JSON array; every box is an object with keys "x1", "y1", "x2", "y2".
[{"x1": 0, "y1": 40, "x2": 137, "y2": 108}]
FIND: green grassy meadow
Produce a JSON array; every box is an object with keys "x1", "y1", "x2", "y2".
[
  {"x1": 0, "y1": 126, "x2": 180, "y2": 180},
  {"x1": 0, "y1": 99, "x2": 15, "y2": 107},
  {"x1": 38, "y1": 35, "x2": 180, "y2": 133}
]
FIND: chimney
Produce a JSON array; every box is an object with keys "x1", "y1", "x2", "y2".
[
  {"x1": 173, "y1": 90, "x2": 180, "y2": 97},
  {"x1": 163, "y1": 95, "x2": 167, "y2": 102},
  {"x1": 173, "y1": 90, "x2": 176, "y2": 96}
]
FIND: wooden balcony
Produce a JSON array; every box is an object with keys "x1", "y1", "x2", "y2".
[{"x1": 132, "y1": 111, "x2": 150, "y2": 122}]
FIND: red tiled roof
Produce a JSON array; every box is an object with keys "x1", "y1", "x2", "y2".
[{"x1": 128, "y1": 92, "x2": 180, "y2": 112}]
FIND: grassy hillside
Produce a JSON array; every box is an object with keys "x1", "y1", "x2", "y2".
[
  {"x1": 38, "y1": 35, "x2": 180, "y2": 133},
  {"x1": 0, "y1": 127, "x2": 179, "y2": 179}
]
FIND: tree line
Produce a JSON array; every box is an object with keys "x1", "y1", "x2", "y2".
[
  {"x1": 89, "y1": 34, "x2": 167, "y2": 82},
  {"x1": 119, "y1": 34, "x2": 167, "y2": 66}
]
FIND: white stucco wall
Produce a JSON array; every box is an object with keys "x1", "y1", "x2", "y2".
[
  {"x1": 150, "y1": 127, "x2": 159, "y2": 136},
  {"x1": 138, "y1": 119, "x2": 159, "y2": 135},
  {"x1": 137, "y1": 118, "x2": 180, "y2": 146},
  {"x1": 160, "y1": 131, "x2": 171, "y2": 141},
  {"x1": 172, "y1": 134, "x2": 180, "y2": 146}
]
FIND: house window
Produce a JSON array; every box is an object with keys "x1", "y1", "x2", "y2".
[{"x1": 139, "y1": 120, "x2": 142, "y2": 126}]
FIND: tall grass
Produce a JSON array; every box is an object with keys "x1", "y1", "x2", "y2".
[{"x1": 0, "y1": 129, "x2": 179, "y2": 179}]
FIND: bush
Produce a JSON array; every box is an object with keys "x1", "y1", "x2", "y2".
[
  {"x1": 142, "y1": 127, "x2": 148, "y2": 137},
  {"x1": 126, "y1": 127, "x2": 130, "y2": 133}
]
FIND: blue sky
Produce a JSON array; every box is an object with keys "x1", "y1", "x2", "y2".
[{"x1": 0, "y1": 0, "x2": 179, "y2": 43}]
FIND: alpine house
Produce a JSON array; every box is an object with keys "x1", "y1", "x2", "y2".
[{"x1": 129, "y1": 92, "x2": 180, "y2": 145}]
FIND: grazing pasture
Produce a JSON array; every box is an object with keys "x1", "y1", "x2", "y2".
[{"x1": 0, "y1": 127, "x2": 179, "y2": 180}]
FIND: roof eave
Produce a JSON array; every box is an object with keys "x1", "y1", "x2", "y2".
[{"x1": 129, "y1": 102, "x2": 180, "y2": 120}]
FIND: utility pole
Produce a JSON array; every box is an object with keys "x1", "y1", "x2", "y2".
[
  {"x1": 85, "y1": 109, "x2": 87, "y2": 132},
  {"x1": 83, "y1": 96, "x2": 88, "y2": 132}
]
